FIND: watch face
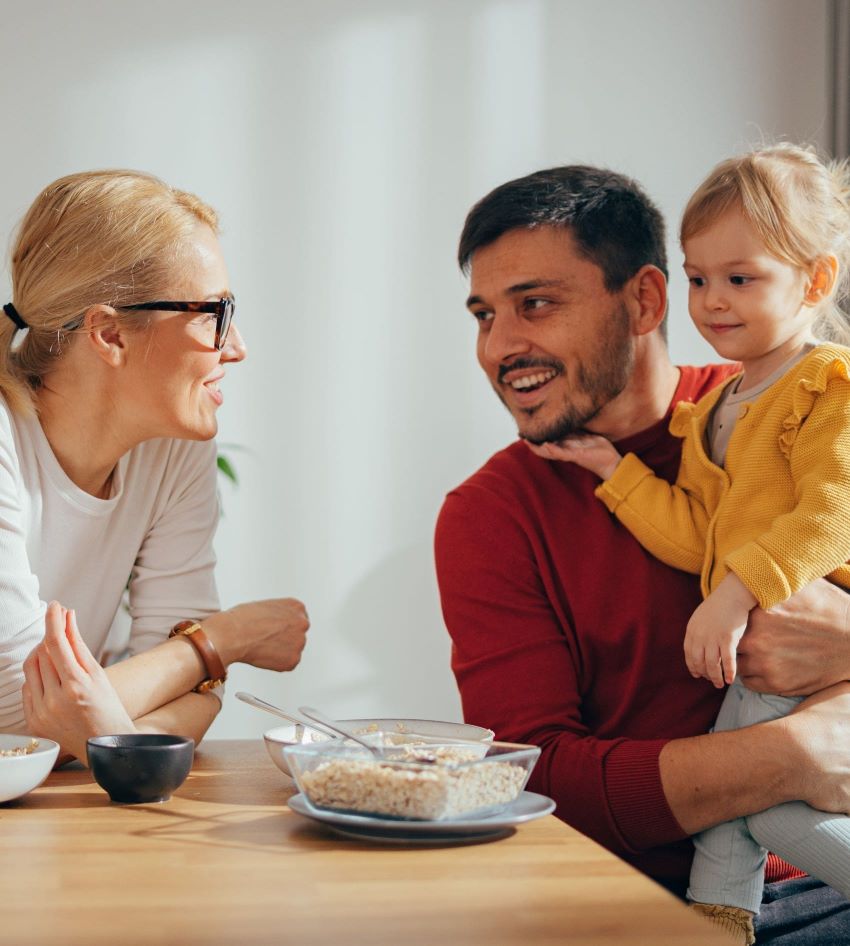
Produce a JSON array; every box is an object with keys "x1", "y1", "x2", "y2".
[{"x1": 170, "y1": 621, "x2": 198, "y2": 637}]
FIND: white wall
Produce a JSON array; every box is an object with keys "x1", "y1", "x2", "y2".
[{"x1": 0, "y1": 0, "x2": 830, "y2": 737}]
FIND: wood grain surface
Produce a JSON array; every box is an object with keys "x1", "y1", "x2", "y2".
[{"x1": 0, "y1": 739, "x2": 727, "y2": 945}]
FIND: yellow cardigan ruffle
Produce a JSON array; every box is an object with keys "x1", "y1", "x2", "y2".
[{"x1": 596, "y1": 344, "x2": 850, "y2": 608}]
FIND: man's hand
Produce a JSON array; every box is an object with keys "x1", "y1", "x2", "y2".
[
  {"x1": 525, "y1": 433, "x2": 623, "y2": 481},
  {"x1": 684, "y1": 574, "x2": 757, "y2": 687},
  {"x1": 22, "y1": 602, "x2": 137, "y2": 763},
  {"x1": 204, "y1": 598, "x2": 309, "y2": 671},
  {"x1": 786, "y1": 681, "x2": 850, "y2": 814},
  {"x1": 738, "y1": 579, "x2": 850, "y2": 696},
  {"x1": 661, "y1": 680, "x2": 850, "y2": 833}
]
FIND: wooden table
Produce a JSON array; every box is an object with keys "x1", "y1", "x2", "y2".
[{"x1": 0, "y1": 739, "x2": 726, "y2": 945}]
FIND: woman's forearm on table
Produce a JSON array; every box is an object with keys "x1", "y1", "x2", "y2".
[
  {"x1": 134, "y1": 690, "x2": 221, "y2": 744},
  {"x1": 103, "y1": 599, "x2": 308, "y2": 723},
  {"x1": 105, "y1": 636, "x2": 209, "y2": 720}
]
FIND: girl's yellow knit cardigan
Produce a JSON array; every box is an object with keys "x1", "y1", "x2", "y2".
[{"x1": 596, "y1": 344, "x2": 850, "y2": 609}]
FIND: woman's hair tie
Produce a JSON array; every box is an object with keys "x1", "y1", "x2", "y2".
[{"x1": 2, "y1": 303, "x2": 28, "y2": 331}]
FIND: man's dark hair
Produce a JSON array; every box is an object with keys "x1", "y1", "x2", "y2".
[{"x1": 458, "y1": 165, "x2": 669, "y2": 294}]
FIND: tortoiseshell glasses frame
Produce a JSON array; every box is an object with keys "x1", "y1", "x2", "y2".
[{"x1": 116, "y1": 297, "x2": 235, "y2": 351}]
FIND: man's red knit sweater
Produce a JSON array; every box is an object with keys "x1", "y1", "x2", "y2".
[{"x1": 435, "y1": 363, "x2": 797, "y2": 896}]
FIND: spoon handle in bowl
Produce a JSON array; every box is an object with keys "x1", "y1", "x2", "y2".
[
  {"x1": 298, "y1": 706, "x2": 383, "y2": 757},
  {"x1": 235, "y1": 692, "x2": 338, "y2": 740}
]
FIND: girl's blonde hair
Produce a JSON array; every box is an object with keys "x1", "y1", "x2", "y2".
[
  {"x1": 3, "y1": 169, "x2": 219, "y2": 413},
  {"x1": 680, "y1": 143, "x2": 850, "y2": 344}
]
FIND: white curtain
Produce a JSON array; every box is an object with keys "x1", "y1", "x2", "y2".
[{"x1": 832, "y1": 0, "x2": 850, "y2": 158}]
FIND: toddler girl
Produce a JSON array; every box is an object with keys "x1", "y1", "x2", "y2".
[{"x1": 530, "y1": 144, "x2": 850, "y2": 945}]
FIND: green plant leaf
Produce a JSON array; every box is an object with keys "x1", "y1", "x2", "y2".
[{"x1": 217, "y1": 454, "x2": 238, "y2": 485}]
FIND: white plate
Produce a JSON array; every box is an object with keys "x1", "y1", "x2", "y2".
[{"x1": 287, "y1": 790, "x2": 555, "y2": 844}]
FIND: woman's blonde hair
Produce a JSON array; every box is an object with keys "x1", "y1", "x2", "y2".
[
  {"x1": 3, "y1": 169, "x2": 219, "y2": 413},
  {"x1": 680, "y1": 143, "x2": 850, "y2": 344}
]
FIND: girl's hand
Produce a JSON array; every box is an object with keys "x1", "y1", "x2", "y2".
[
  {"x1": 525, "y1": 434, "x2": 623, "y2": 480},
  {"x1": 684, "y1": 575, "x2": 758, "y2": 687},
  {"x1": 22, "y1": 602, "x2": 136, "y2": 763}
]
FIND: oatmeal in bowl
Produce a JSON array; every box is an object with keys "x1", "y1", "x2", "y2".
[{"x1": 284, "y1": 740, "x2": 539, "y2": 821}]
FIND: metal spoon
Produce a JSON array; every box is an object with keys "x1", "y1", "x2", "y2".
[
  {"x1": 235, "y1": 692, "x2": 339, "y2": 741},
  {"x1": 298, "y1": 705, "x2": 385, "y2": 758}
]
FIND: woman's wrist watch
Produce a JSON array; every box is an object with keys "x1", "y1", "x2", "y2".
[{"x1": 169, "y1": 620, "x2": 228, "y2": 693}]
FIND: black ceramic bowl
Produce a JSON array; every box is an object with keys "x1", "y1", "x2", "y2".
[{"x1": 87, "y1": 734, "x2": 195, "y2": 804}]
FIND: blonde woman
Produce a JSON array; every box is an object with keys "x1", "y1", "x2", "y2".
[{"x1": 0, "y1": 170, "x2": 309, "y2": 764}]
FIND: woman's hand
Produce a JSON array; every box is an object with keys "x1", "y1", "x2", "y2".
[
  {"x1": 22, "y1": 602, "x2": 136, "y2": 763},
  {"x1": 525, "y1": 433, "x2": 623, "y2": 481},
  {"x1": 203, "y1": 598, "x2": 309, "y2": 671}
]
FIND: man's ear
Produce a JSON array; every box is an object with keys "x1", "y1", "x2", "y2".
[
  {"x1": 804, "y1": 256, "x2": 838, "y2": 306},
  {"x1": 81, "y1": 305, "x2": 127, "y2": 367},
  {"x1": 624, "y1": 264, "x2": 667, "y2": 336}
]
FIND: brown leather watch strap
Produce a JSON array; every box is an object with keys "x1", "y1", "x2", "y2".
[{"x1": 169, "y1": 620, "x2": 227, "y2": 693}]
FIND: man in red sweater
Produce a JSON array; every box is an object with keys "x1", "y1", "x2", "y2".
[{"x1": 435, "y1": 165, "x2": 850, "y2": 942}]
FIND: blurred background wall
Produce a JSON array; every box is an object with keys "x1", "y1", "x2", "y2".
[{"x1": 0, "y1": 0, "x2": 839, "y2": 737}]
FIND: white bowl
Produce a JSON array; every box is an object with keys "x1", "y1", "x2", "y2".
[
  {"x1": 264, "y1": 717, "x2": 495, "y2": 778},
  {"x1": 0, "y1": 734, "x2": 59, "y2": 803}
]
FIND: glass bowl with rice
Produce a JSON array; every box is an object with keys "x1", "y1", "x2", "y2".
[{"x1": 284, "y1": 739, "x2": 540, "y2": 821}]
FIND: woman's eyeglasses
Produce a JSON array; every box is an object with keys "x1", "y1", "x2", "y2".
[{"x1": 116, "y1": 297, "x2": 235, "y2": 351}]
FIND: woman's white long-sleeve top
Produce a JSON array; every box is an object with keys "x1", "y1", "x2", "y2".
[{"x1": 0, "y1": 397, "x2": 220, "y2": 731}]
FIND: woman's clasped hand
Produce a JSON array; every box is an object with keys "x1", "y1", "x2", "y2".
[{"x1": 23, "y1": 602, "x2": 137, "y2": 762}]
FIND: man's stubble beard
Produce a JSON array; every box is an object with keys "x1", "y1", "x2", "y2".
[{"x1": 514, "y1": 303, "x2": 635, "y2": 445}]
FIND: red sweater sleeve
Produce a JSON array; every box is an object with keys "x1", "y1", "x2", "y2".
[{"x1": 435, "y1": 487, "x2": 687, "y2": 856}]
